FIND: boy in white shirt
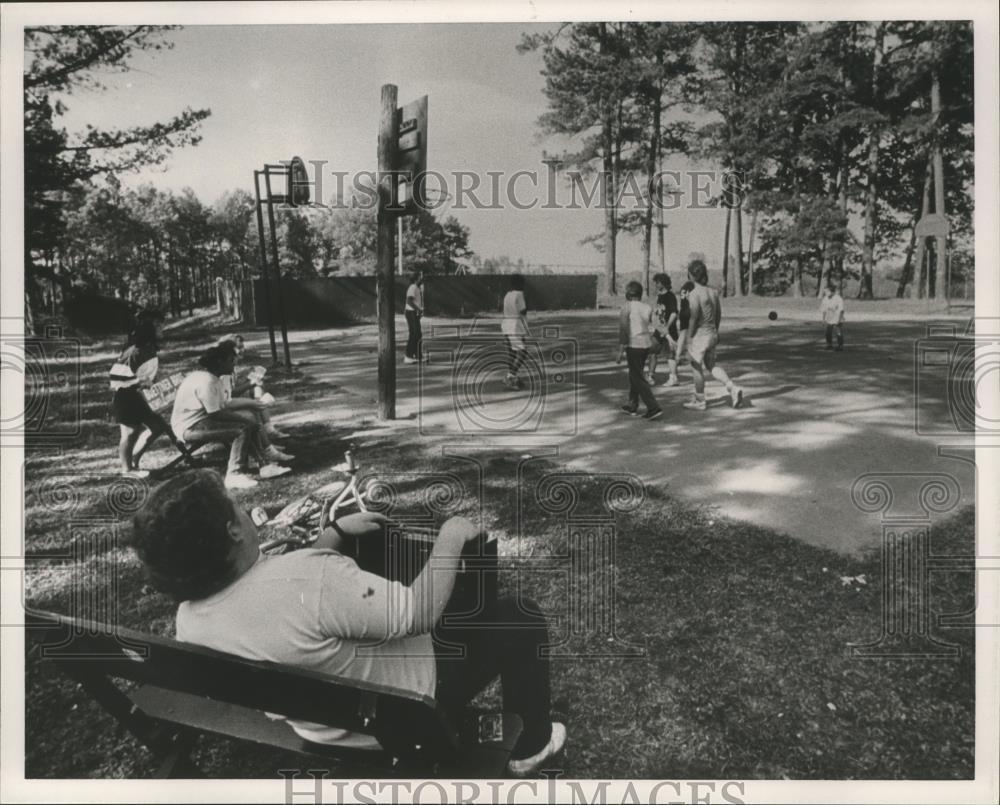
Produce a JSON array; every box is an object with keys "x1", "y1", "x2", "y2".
[
  {"x1": 618, "y1": 281, "x2": 663, "y2": 420},
  {"x1": 502, "y1": 274, "x2": 529, "y2": 389},
  {"x1": 820, "y1": 284, "x2": 845, "y2": 351}
]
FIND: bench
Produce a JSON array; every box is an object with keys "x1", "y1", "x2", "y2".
[{"x1": 26, "y1": 610, "x2": 522, "y2": 778}]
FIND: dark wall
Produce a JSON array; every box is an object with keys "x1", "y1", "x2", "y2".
[
  {"x1": 252, "y1": 275, "x2": 597, "y2": 326},
  {"x1": 63, "y1": 292, "x2": 135, "y2": 335}
]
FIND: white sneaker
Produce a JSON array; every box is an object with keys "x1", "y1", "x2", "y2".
[
  {"x1": 225, "y1": 472, "x2": 259, "y2": 489},
  {"x1": 730, "y1": 386, "x2": 744, "y2": 408},
  {"x1": 266, "y1": 427, "x2": 291, "y2": 440},
  {"x1": 507, "y1": 722, "x2": 567, "y2": 777},
  {"x1": 259, "y1": 463, "x2": 292, "y2": 480},
  {"x1": 403, "y1": 356, "x2": 418, "y2": 364},
  {"x1": 683, "y1": 397, "x2": 707, "y2": 411},
  {"x1": 265, "y1": 445, "x2": 294, "y2": 462}
]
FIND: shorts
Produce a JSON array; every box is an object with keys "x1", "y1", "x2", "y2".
[
  {"x1": 505, "y1": 334, "x2": 527, "y2": 352},
  {"x1": 687, "y1": 330, "x2": 718, "y2": 366},
  {"x1": 111, "y1": 387, "x2": 166, "y2": 431}
]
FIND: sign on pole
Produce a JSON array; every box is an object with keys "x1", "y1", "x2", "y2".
[{"x1": 394, "y1": 95, "x2": 428, "y2": 215}]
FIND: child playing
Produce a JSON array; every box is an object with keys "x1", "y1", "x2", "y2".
[
  {"x1": 820, "y1": 284, "x2": 845, "y2": 351},
  {"x1": 647, "y1": 273, "x2": 679, "y2": 387},
  {"x1": 502, "y1": 274, "x2": 529, "y2": 389},
  {"x1": 618, "y1": 281, "x2": 663, "y2": 421},
  {"x1": 683, "y1": 260, "x2": 743, "y2": 412}
]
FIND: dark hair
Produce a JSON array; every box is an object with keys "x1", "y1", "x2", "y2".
[
  {"x1": 126, "y1": 318, "x2": 159, "y2": 351},
  {"x1": 410, "y1": 270, "x2": 423, "y2": 284},
  {"x1": 215, "y1": 339, "x2": 239, "y2": 359},
  {"x1": 198, "y1": 344, "x2": 232, "y2": 375},
  {"x1": 509, "y1": 273, "x2": 525, "y2": 291},
  {"x1": 687, "y1": 260, "x2": 709, "y2": 285},
  {"x1": 681, "y1": 280, "x2": 695, "y2": 292},
  {"x1": 130, "y1": 469, "x2": 238, "y2": 601},
  {"x1": 625, "y1": 281, "x2": 643, "y2": 299},
  {"x1": 652, "y1": 273, "x2": 671, "y2": 290}
]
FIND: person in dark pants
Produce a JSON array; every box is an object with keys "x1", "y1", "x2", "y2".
[
  {"x1": 404, "y1": 270, "x2": 424, "y2": 364},
  {"x1": 130, "y1": 470, "x2": 566, "y2": 776},
  {"x1": 618, "y1": 281, "x2": 663, "y2": 420}
]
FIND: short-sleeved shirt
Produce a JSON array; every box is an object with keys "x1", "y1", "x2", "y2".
[
  {"x1": 621, "y1": 300, "x2": 653, "y2": 349},
  {"x1": 405, "y1": 283, "x2": 423, "y2": 312},
  {"x1": 176, "y1": 548, "x2": 435, "y2": 746},
  {"x1": 820, "y1": 294, "x2": 845, "y2": 324},
  {"x1": 655, "y1": 291, "x2": 679, "y2": 340},
  {"x1": 502, "y1": 290, "x2": 528, "y2": 335},
  {"x1": 170, "y1": 370, "x2": 225, "y2": 436}
]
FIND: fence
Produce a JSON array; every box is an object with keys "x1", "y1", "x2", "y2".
[{"x1": 249, "y1": 275, "x2": 598, "y2": 326}]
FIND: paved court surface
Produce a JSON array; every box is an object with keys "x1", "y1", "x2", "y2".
[{"x1": 266, "y1": 307, "x2": 976, "y2": 555}]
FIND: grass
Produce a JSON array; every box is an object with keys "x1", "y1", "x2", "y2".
[{"x1": 22, "y1": 310, "x2": 975, "y2": 779}]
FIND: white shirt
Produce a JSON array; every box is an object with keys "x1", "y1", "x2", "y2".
[
  {"x1": 170, "y1": 370, "x2": 225, "y2": 436},
  {"x1": 405, "y1": 283, "x2": 423, "y2": 312},
  {"x1": 621, "y1": 300, "x2": 653, "y2": 349},
  {"x1": 820, "y1": 294, "x2": 845, "y2": 324},
  {"x1": 176, "y1": 549, "x2": 435, "y2": 747},
  {"x1": 501, "y1": 290, "x2": 528, "y2": 335}
]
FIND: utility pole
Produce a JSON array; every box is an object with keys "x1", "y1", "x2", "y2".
[{"x1": 376, "y1": 84, "x2": 398, "y2": 420}]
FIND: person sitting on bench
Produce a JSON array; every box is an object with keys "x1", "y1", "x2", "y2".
[
  {"x1": 169, "y1": 346, "x2": 291, "y2": 490},
  {"x1": 130, "y1": 469, "x2": 567, "y2": 775},
  {"x1": 110, "y1": 311, "x2": 170, "y2": 479}
]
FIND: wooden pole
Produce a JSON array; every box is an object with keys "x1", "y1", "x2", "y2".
[
  {"x1": 253, "y1": 172, "x2": 279, "y2": 365},
  {"x1": 377, "y1": 84, "x2": 398, "y2": 420},
  {"x1": 263, "y1": 168, "x2": 293, "y2": 367}
]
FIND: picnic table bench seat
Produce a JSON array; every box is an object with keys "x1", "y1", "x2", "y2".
[{"x1": 26, "y1": 610, "x2": 522, "y2": 779}]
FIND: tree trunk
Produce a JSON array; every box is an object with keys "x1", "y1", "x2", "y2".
[
  {"x1": 930, "y1": 69, "x2": 947, "y2": 301},
  {"x1": 734, "y1": 203, "x2": 746, "y2": 297},
  {"x1": 642, "y1": 81, "x2": 661, "y2": 297},
  {"x1": 859, "y1": 22, "x2": 886, "y2": 300},
  {"x1": 721, "y1": 205, "x2": 732, "y2": 297},
  {"x1": 600, "y1": 23, "x2": 617, "y2": 296},
  {"x1": 747, "y1": 207, "x2": 758, "y2": 295},
  {"x1": 897, "y1": 160, "x2": 933, "y2": 298}
]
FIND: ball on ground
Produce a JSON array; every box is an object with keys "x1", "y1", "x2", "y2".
[{"x1": 768, "y1": 310, "x2": 778, "y2": 321}]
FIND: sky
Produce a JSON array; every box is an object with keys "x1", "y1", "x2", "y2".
[{"x1": 54, "y1": 23, "x2": 726, "y2": 272}]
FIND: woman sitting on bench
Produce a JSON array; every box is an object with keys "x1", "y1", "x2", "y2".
[
  {"x1": 131, "y1": 470, "x2": 567, "y2": 775},
  {"x1": 169, "y1": 345, "x2": 292, "y2": 490}
]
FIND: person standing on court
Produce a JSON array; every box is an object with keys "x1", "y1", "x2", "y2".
[
  {"x1": 819, "y1": 284, "x2": 845, "y2": 351},
  {"x1": 618, "y1": 281, "x2": 663, "y2": 421},
  {"x1": 683, "y1": 260, "x2": 743, "y2": 411},
  {"x1": 404, "y1": 270, "x2": 424, "y2": 364},
  {"x1": 502, "y1": 273, "x2": 530, "y2": 389}
]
